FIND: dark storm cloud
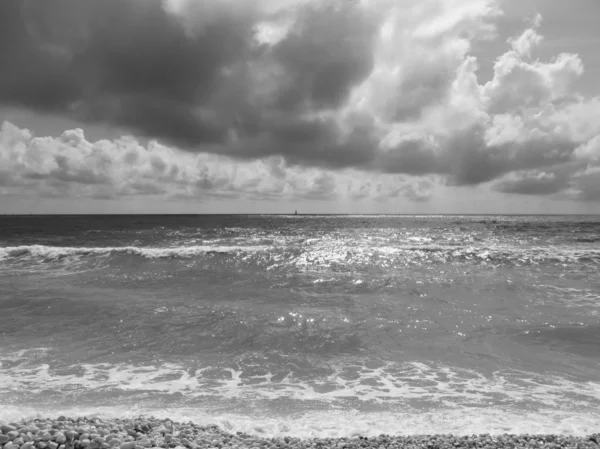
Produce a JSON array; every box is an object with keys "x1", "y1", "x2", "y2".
[
  {"x1": 225, "y1": 114, "x2": 379, "y2": 170},
  {"x1": 0, "y1": 1, "x2": 80, "y2": 111},
  {"x1": 383, "y1": 61, "x2": 456, "y2": 123},
  {"x1": 268, "y1": 1, "x2": 376, "y2": 112},
  {"x1": 109, "y1": 97, "x2": 229, "y2": 147},
  {"x1": 0, "y1": 0, "x2": 378, "y2": 151},
  {"x1": 444, "y1": 131, "x2": 579, "y2": 187},
  {"x1": 375, "y1": 140, "x2": 444, "y2": 176},
  {"x1": 0, "y1": 0, "x2": 252, "y2": 145}
]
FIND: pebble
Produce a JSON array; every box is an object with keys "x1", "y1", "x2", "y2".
[
  {"x1": 8, "y1": 430, "x2": 21, "y2": 440},
  {"x1": 66, "y1": 431, "x2": 78, "y2": 441},
  {"x1": 0, "y1": 417, "x2": 598, "y2": 449}
]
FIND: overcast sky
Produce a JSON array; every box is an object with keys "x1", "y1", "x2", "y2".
[{"x1": 1, "y1": 0, "x2": 600, "y2": 214}]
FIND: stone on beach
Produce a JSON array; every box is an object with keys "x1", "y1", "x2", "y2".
[
  {"x1": 0, "y1": 417, "x2": 599, "y2": 449},
  {"x1": 7, "y1": 431, "x2": 20, "y2": 440}
]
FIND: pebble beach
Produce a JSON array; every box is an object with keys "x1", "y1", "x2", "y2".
[{"x1": 0, "y1": 417, "x2": 598, "y2": 449}]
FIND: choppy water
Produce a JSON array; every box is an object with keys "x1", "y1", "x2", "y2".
[{"x1": 1, "y1": 215, "x2": 599, "y2": 437}]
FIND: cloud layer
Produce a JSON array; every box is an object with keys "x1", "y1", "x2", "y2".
[
  {"x1": 0, "y1": 120, "x2": 430, "y2": 203},
  {"x1": 1, "y1": 0, "x2": 600, "y2": 202}
]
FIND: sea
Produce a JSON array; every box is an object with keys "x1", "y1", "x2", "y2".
[{"x1": 0, "y1": 214, "x2": 599, "y2": 437}]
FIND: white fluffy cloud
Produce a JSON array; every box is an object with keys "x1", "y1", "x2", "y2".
[{"x1": 0, "y1": 121, "x2": 430, "y2": 203}]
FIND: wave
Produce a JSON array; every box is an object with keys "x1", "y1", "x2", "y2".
[
  {"x1": 1, "y1": 243, "x2": 599, "y2": 268},
  {"x1": 0, "y1": 244, "x2": 267, "y2": 261},
  {"x1": 2, "y1": 353, "x2": 600, "y2": 410},
  {"x1": 574, "y1": 236, "x2": 600, "y2": 243},
  {"x1": 1, "y1": 355, "x2": 600, "y2": 437}
]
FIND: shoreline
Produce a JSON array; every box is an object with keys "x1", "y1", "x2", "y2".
[{"x1": 1, "y1": 417, "x2": 598, "y2": 449}]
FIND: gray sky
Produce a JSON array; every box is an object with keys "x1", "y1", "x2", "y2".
[{"x1": 1, "y1": 0, "x2": 600, "y2": 214}]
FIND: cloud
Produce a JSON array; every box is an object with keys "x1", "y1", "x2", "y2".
[
  {"x1": 572, "y1": 167, "x2": 600, "y2": 201},
  {"x1": 507, "y1": 28, "x2": 542, "y2": 59},
  {"x1": 0, "y1": 120, "x2": 429, "y2": 203},
  {"x1": 574, "y1": 134, "x2": 600, "y2": 164},
  {"x1": 570, "y1": 136, "x2": 600, "y2": 201},
  {"x1": 494, "y1": 170, "x2": 569, "y2": 196},
  {"x1": 1, "y1": 0, "x2": 600, "y2": 202}
]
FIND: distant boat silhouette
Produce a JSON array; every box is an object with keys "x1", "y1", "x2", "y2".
[{"x1": 294, "y1": 210, "x2": 298, "y2": 215}]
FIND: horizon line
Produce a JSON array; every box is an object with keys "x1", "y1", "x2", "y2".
[{"x1": 1, "y1": 213, "x2": 600, "y2": 217}]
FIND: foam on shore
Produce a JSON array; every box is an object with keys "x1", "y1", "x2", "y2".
[{"x1": 0, "y1": 407, "x2": 598, "y2": 439}]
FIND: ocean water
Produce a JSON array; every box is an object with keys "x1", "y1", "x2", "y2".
[{"x1": 0, "y1": 214, "x2": 599, "y2": 437}]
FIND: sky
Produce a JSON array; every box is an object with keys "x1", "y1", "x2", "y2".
[{"x1": 1, "y1": 0, "x2": 600, "y2": 214}]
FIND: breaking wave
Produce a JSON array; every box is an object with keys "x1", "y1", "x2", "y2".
[
  {"x1": 1, "y1": 243, "x2": 599, "y2": 268},
  {"x1": 2, "y1": 357, "x2": 600, "y2": 409},
  {"x1": 2, "y1": 350, "x2": 600, "y2": 438},
  {"x1": 0, "y1": 244, "x2": 267, "y2": 260}
]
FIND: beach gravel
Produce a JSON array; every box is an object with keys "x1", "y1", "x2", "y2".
[{"x1": 0, "y1": 417, "x2": 598, "y2": 449}]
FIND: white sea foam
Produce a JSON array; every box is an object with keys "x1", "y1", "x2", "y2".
[
  {"x1": 1, "y1": 243, "x2": 599, "y2": 267},
  {"x1": 1, "y1": 355, "x2": 599, "y2": 411},
  {"x1": 0, "y1": 406, "x2": 598, "y2": 438},
  {"x1": 0, "y1": 347, "x2": 54, "y2": 361},
  {"x1": 0, "y1": 244, "x2": 268, "y2": 261}
]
